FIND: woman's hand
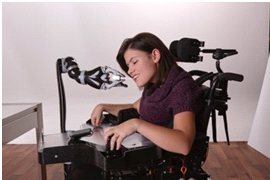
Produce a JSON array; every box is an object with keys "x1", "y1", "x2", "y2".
[
  {"x1": 90, "y1": 104, "x2": 104, "y2": 126},
  {"x1": 104, "y1": 119, "x2": 139, "y2": 150}
]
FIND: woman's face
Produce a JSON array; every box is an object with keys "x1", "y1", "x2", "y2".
[{"x1": 124, "y1": 48, "x2": 160, "y2": 87}]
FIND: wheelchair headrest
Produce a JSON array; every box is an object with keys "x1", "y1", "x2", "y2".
[{"x1": 169, "y1": 38, "x2": 204, "y2": 63}]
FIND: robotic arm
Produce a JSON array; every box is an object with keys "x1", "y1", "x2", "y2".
[{"x1": 59, "y1": 57, "x2": 127, "y2": 90}]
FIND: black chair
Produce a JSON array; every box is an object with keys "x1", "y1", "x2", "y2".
[{"x1": 55, "y1": 38, "x2": 243, "y2": 180}]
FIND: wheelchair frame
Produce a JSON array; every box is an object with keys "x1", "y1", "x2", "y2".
[{"x1": 54, "y1": 39, "x2": 243, "y2": 180}]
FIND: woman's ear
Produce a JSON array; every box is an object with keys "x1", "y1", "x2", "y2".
[{"x1": 152, "y1": 49, "x2": 161, "y2": 63}]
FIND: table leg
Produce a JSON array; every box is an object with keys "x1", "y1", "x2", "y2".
[{"x1": 39, "y1": 164, "x2": 47, "y2": 180}]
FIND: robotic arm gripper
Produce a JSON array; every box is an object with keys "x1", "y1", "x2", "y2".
[{"x1": 58, "y1": 56, "x2": 127, "y2": 90}]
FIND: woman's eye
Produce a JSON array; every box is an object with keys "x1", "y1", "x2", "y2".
[{"x1": 133, "y1": 60, "x2": 138, "y2": 64}]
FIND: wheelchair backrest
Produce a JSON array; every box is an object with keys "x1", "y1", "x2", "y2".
[{"x1": 194, "y1": 85, "x2": 211, "y2": 137}]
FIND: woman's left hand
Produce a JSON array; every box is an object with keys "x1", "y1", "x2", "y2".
[{"x1": 104, "y1": 119, "x2": 139, "y2": 150}]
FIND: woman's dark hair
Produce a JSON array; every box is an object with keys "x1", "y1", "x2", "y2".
[{"x1": 116, "y1": 32, "x2": 177, "y2": 88}]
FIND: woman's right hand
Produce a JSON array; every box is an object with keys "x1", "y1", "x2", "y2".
[{"x1": 90, "y1": 104, "x2": 104, "y2": 126}]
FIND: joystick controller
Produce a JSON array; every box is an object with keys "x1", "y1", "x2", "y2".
[
  {"x1": 69, "y1": 128, "x2": 93, "y2": 139},
  {"x1": 68, "y1": 128, "x2": 93, "y2": 145}
]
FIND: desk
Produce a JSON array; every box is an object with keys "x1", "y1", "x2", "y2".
[
  {"x1": 2, "y1": 103, "x2": 43, "y2": 144},
  {"x1": 2, "y1": 103, "x2": 44, "y2": 179}
]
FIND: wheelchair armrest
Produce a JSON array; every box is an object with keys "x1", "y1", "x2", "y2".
[
  {"x1": 104, "y1": 108, "x2": 140, "y2": 125},
  {"x1": 189, "y1": 70, "x2": 215, "y2": 86},
  {"x1": 189, "y1": 70, "x2": 208, "y2": 76},
  {"x1": 217, "y1": 72, "x2": 244, "y2": 82},
  {"x1": 195, "y1": 72, "x2": 215, "y2": 85},
  {"x1": 117, "y1": 108, "x2": 140, "y2": 124}
]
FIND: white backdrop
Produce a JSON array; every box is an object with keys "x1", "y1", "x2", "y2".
[
  {"x1": 248, "y1": 55, "x2": 270, "y2": 158},
  {"x1": 2, "y1": 2, "x2": 269, "y2": 143}
]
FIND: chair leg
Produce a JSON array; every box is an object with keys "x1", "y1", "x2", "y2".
[
  {"x1": 211, "y1": 110, "x2": 217, "y2": 143},
  {"x1": 222, "y1": 112, "x2": 230, "y2": 145}
]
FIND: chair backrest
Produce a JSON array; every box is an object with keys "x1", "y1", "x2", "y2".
[
  {"x1": 191, "y1": 70, "x2": 243, "y2": 143},
  {"x1": 189, "y1": 70, "x2": 214, "y2": 138}
]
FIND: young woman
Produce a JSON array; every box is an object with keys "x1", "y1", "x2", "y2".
[
  {"x1": 68, "y1": 32, "x2": 204, "y2": 179},
  {"x1": 91, "y1": 32, "x2": 203, "y2": 155}
]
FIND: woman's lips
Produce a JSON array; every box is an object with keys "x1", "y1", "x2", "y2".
[{"x1": 133, "y1": 74, "x2": 139, "y2": 81}]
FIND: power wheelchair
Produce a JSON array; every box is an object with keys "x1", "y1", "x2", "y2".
[{"x1": 38, "y1": 38, "x2": 243, "y2": 180}]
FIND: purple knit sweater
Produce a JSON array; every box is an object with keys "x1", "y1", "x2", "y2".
[{"x1": 139, "y1": 65, "x2": 203, "y2": 127}]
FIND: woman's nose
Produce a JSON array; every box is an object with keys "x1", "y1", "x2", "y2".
[{"x1": 127, "y1": 67, "x2": 134, "y2": 76}]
